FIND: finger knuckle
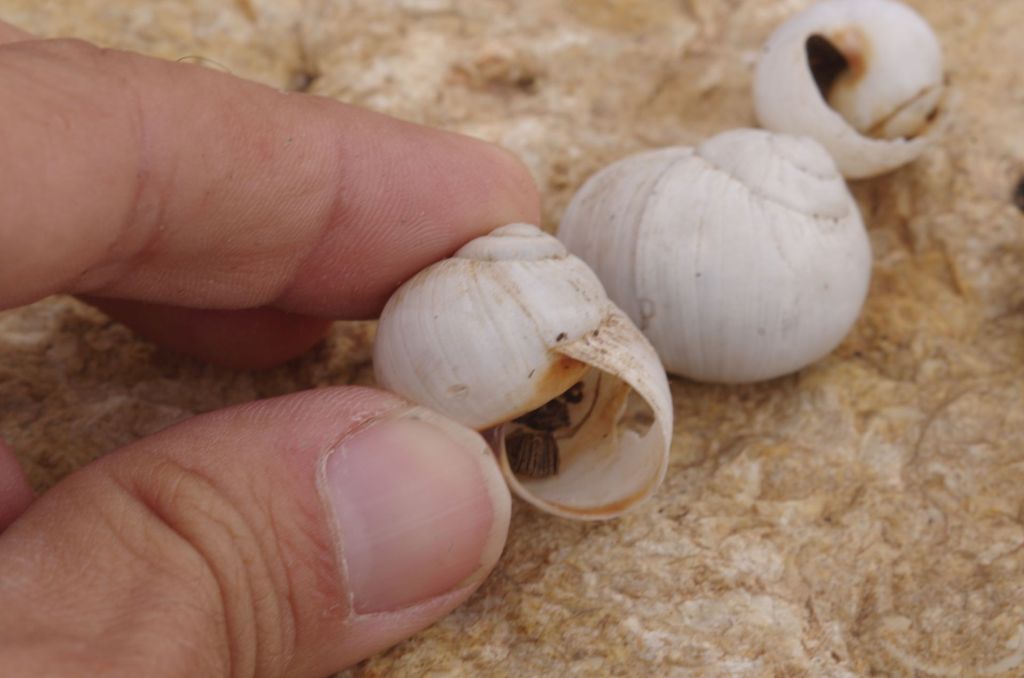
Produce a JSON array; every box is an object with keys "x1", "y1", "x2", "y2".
[{"x1": 109, "y1": 455, "x2": 300, "y2": 677}]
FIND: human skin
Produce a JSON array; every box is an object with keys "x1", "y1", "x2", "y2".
[{"x1": 0, "y1": 19, "x2": 540, "y2": 677}]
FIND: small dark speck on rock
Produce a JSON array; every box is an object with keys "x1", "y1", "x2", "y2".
[
  {"x1": 288, "y1": 69, "x2": 320, "y2": 93},
  {"x1": 515, "y1": 74, "x2": 537, "y2": 93},
  {"x1": 1013, "y1": 176, "x2": 1024, "y2": 213},
  {"x1": 556, "y1": 332, "x2": 567, "y2": 341}
]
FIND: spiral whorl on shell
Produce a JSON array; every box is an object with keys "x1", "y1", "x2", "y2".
[{"x1": 374, "y1": 224, "x2": 672, "y2": 520}]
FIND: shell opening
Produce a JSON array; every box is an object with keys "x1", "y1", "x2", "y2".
[
  {"x1": 805, "y1": 32, "x2": 941, "y2": 141},
  {"x1": 494, "y1": 366, "x2": 659, "y2": 517},
  {"x1": 806, "y1": 34, "x2": 850, "y2": 105}
]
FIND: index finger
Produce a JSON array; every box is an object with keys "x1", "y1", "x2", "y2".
[
  {"x1": 0, "y1": 20, "x2": 31, "y2": 44},
  {"x1": 0, "y1": 33, "x2": 539, "y2": 317}
]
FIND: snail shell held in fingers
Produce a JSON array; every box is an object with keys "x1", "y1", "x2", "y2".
[
  {"x1": 754, "y1": 0, "x2": 945, "y2": 179},
  {"x1": 558, "y1": 128, "x2": 872, "y2": 384},
  {"x1": 373, "y1": 223, "x2": 672, "y2": 520}
]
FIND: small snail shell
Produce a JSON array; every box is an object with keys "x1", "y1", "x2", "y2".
[
  {"x1": 753, "y1": 0, "x2": 945, "y2": 179},
  {"x1": 558, "y1": 128, "x2": 872, "y2": 384},
  {"x1": 373, "y1": 223, "x2": 672, "y2": 520}
]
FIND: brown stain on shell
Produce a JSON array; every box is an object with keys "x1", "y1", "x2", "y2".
[
  {"x1": 825, "y1": 26, "x2": 869, "y2": 86},
  {"x1": 476, "y1": 353, "x2": 589, "y2": 431},
  {"x1": 808, "y1": 26, "x2": 942, "y2": 140},
  {"x1": 806, "y1": 26, "x2": 870, "y2": 107},
  {"x1": 519, "y1": 353, "x2": 590, "y2": 416}
]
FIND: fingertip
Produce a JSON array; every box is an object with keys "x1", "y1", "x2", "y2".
[
  {"x1": 264, "y1": 105, "x2": 544, "y2": 318},
  {"x1": 468, "y1": 136, "x2": 543, "y2": 227},
  {"x1": 0, "y1": 20, "x2": 32, "y2": 45},
  {"x1": 321, "y1": 405, "x2": 510, "y2": 664},
  {"x1": 0, "y1": 389, "x2": 510, "y2": 675},
  {"x1": 323, "y1": 406, "x2": 510, "y2": 616}
]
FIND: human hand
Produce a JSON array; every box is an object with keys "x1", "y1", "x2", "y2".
[{"x1": 0, "y1": 20, "x2": 538, "y2": 676}]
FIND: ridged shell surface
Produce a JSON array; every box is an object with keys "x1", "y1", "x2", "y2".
[
  {"x1": 559, "y1": 129, "x2": 872, "y2": 383},
  {"x1": 374, "y1": 224, "x2": 672, "y2": 519}
]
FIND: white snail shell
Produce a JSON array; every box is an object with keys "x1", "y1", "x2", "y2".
[
  {"x1": 558, "y1": 128, "x2": 872, "y2": 384},
  {"x1": 373, "y1": 223, "x2": 672, "y2": 520},
  {"x1": 754, "y1": 0, "x2": 945, "y2": 179}
]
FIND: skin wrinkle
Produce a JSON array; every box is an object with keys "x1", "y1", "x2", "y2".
[
  {"x1": 314, "y1": 136, "x2": 534, "y2": 318},
  {"x1": 274, "y1": 107, "x2": 387, "y2": 311},
  {"x1": 248, "y1": 391, "x2": 402, "y2": 639},
  {"x1": 0, "y1": 34, "x2": 538, "y2": 331},
  {"x1": 116, "y1": 99, "x2": 286, "y2": 305},
  {"x1": 113, "y1": 464, "x2": 245, "y2": 677},
  {"x1": 79, "y1": 44, "x2": 152, "y2": 273},
  {"x1": 103, "y1": 52, "x2": 163, "y2": 290},
  {"x1": 0, "y1": 41, "x2": 157, "y2": 298},
  {"x1": 264, "y1": 496, "x2": 332, "y2": 677},
  {"x1": 66, "y1": 62, "x2": 318, "y2": 308},
  {"x1": 88, "y1": 479, "x2": 199, "y2": 588},
  {"x1": 270, "y1": 142, "x2": 354, "y2": 314},
  {"x1": 208, "y1": 132, "x2": 311, "y2": 305},
  {"x1": 111, "y1": 100, "x2": 512, "y2": 314},
  {"x1": 257, "y1": 472, "x2": 317, "y2": 675},
  {"x1": 222, "y1": 470, "x2": 301, "y2": 677},
  {"x1": 7, "y1": 470, "x2": 232, "y2": 676},
  {"x1": 120, "y1": 390, "x2": 407, "y2": 674},
  {"x1": 107, "y1": 452, "x2": 314, "y2": 678},
  {"x1": 308, "y1": 175, "x2": 400, "y2": 309}
]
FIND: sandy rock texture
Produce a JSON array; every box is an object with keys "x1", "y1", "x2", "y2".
[{"x1": 2, "y1": 0, "x2": 1023, "y2": 675}]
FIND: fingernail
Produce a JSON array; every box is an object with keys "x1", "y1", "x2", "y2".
[{"x1": 322, "y1": 407, "x2": 510, "y2": 615}]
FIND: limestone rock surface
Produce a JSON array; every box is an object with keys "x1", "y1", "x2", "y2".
[{"x1": 1, "y1": 1, "x2": 1023, "y2": 675}]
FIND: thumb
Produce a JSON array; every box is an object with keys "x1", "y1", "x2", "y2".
[{"x1": 0, "y1": 388, "x2": 510, "y2": 676}]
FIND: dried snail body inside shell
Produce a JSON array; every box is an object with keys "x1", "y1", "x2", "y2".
[
  {"x1": 373, "y1": 223, "x2": 672, "y2": 520},
  {"x1": 558, "y1": 128, "x2": 872, "y2": 384},
  {"x1": 754, "y1": 0, "x2": 945, "y2": 179}
]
